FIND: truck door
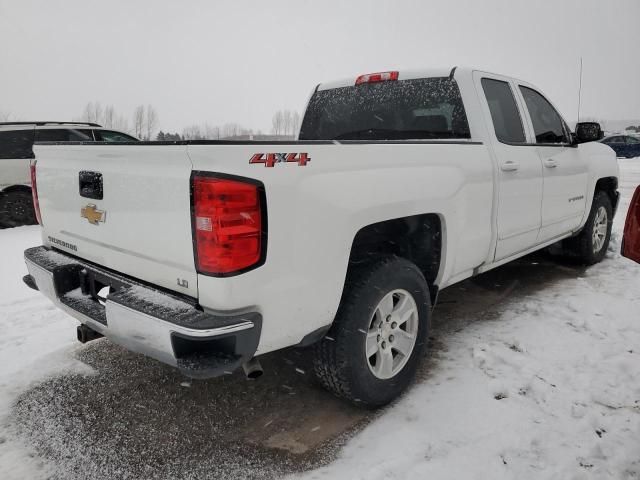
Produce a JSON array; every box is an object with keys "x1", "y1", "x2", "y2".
[
  {"x1": 476, "y1": 74, "x2": 543, "y2": 260},
  {"x1": 516, "y1": 85, "x2": 589, "y2": 242}
]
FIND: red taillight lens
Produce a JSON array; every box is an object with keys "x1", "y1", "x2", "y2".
[
  {"x1": 30, "y1": 160, "x2": 42, "y2": 225},
  {"x1": 355, "y1": 71, "x2": 399, "y2": 85},
  {"x1": 192, "y1": 175, "x2": 264, "y2": 275}
]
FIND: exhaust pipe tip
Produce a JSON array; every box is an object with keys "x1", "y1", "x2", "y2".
[
  {"x1": 242, "y1": 357, "x2": 263, "y2": 379},
  {"x1": 77, "y1": 324, "x2": 103, "y2": 344}
]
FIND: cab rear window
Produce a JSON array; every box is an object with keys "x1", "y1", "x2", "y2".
[{"x1": 299, "y1": 78, "x2": 470, "y2": 141}]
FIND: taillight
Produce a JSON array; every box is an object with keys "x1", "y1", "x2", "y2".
[
  {"x1": 30, "y1": 160, "x2": 42, "y2": 225},
  {"x1": 355, "y1": 71, "x2": 399, "y2": 85},
  {"x1": 192, "y1": 174, "x2": 265, "y2": 275}
]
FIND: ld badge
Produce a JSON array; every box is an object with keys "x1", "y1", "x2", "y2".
[{"x1": 81, "y1": 204, "x2": 106, "y2": 225}]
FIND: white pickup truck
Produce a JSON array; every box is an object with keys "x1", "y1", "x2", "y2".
[{"x1": 24, "y1": 67, "x2": 618, "y2": 407}]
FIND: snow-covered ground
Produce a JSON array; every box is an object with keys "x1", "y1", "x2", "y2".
[
  {"x1": 300, "y1": 159, "x2": 640, "y2": 480},
  {"x1": 1, "y1": 160, "x2": 639, "y2": 479},
  {"x1": 0, "y1": 228, "x2": 92, "y2": 479}
]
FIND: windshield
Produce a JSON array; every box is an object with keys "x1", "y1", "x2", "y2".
[{"x1": 299, "y1": 77, "x2": 470, "y2": 141}]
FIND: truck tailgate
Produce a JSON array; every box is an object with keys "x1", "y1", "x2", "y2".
[{"x1": 34, "y1": 144, "x2": 198, "y2": 297}]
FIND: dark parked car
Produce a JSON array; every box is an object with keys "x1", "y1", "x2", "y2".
[
  {"x1": 600, "y1": 135, "x2": 640, "y2": 158},
  {"x1": 0, "y1": 122, "x2": 138, "y2": 227}
]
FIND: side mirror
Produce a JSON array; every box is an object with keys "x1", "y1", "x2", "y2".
[{"x1": 574, "y1": 122, "x2": 604, "y2": 144}]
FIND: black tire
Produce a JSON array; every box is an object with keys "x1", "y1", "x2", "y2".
[
  {"x1": 0, "y1": 189, "x2": 37, "y2": 228},
  {"x1": 564, "y1": 190, "x2": 612, "y2": 265},
  {"x1": 313, "y1": 256, "x2": 431, "y2": 408}
]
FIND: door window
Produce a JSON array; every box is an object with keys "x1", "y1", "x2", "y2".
[
  {"x1": 519, "y1": 86, "x2": 569, "y2": 144},
  {"x1": 481, "y1": 78, "x2": 526, "y2": 143},
  {"x1": 625, "y1": 136, "x2": 640, "y2": 144}
]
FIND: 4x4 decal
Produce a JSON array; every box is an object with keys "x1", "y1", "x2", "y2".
[{"x1": 249, "y1": 152, "x2": 310, "y2": 167}]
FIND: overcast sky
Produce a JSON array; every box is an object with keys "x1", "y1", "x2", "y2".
[{"x1": 0, "y1": 0, "x2": 638, "y2": 134}]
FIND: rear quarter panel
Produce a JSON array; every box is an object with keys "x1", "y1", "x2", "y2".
[{"x1": 189, "y1": 142, "x2": 494, "y2": 354}]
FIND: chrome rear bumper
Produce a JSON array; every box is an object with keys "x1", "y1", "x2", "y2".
[{"x1": 24, "y1": 246, "x2": 261, "y2": 378}]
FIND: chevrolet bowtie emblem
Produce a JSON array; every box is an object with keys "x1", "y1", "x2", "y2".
[{"x1": 81, "y1": 204, "x2": 106, "y2": 225}]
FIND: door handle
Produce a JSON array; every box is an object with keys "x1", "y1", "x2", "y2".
[
  {"x1": 544, "y1": 159, "x2": 558, "y2": 168},
  {"x1": 501, "y1": 161, "x2": 519, "y2": 172}
]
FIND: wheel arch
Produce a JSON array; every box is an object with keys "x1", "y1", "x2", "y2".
[
  {"x1": 2, "y1": 184, "x2": 33, "y2": 195},
  {"x1": 347, "y1": 213, "x2": 444, "y2": 304},
  {"x1": 594, "y1": 176, "x2": 619, "y2": 213}
]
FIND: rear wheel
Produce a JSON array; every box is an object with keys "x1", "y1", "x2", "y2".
[
  {"x1": 0, "y1": 190, "x2": 37, "y2": 228},
  {"x1": 564, "y1": 190, "x2": 612, "y2": 265},
  {"x1": 313, "y1": 257, "x2": 430, "y2": 408}
]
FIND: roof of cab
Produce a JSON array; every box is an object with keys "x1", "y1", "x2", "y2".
[{"x1": 316, "y1": 66, "x2": 476, "y2": 91}]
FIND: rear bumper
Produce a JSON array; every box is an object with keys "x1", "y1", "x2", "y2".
[{"x1": 24, "y1": 246, "x2": 261, "y2": 378}]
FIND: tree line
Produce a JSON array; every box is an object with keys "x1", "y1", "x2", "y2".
[
  {"x1": 80, "y1": 102, "x2": 157, "y2": 140},
  {"x1": 160, "y1": 109, "x2": 302, "y2": 141},
  {"x1": 1, "y1": 105, "x2": 302, "y2": 141}
]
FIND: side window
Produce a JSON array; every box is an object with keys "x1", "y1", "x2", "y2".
[
  {"x1": 0, "y1": 129, "x2": 35, "y2": 159},
  {"x1": 95, "y1": 130, "x2": 138, "y2": 142},
  {"x1": 68, "y1": 129, "x2": 93, "y2": 141},
  {"x1": 35, "y1": 129, "x2": 93, "y2": 142},
  {"x1": 626, "y1": 136, "x2": 640, "y2": 144},
  {"x1": 519, "y1": 86, "x2": 568, "y2": 144},
  {"x1": 481, "y1": 78, "x2": 526, "y2": 143},
  {"x1": 35, "y1": 129, "x2": 66, "y2": 142}
]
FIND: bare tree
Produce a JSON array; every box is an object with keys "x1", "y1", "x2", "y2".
[
  {"x1": 272, "y1": 111, "x2": 285, "y2": 135},
  {"x1": 95, "y1": 103, "x2": 103, "y2": 125},
  {"x1": 145, "y1": 105, "x2": 158, "y2": 140},
  {"x1": 283, "y1": 110, "x2": 293, "y2": 136},
  {"x1": 78, "y1": 103, "x2": 136, "y2": 133},
  {"x1": 103, "y1": 105, "x2": 115, "y2": 128},
  {"x1": 133, "y1": 105, "x2": 145, "y2": 139},
  {"x1": 292, "y1": 111, "x2": 301, "y2": 137},
  {"x1": 0, "y1": 111, "x2": 12, "y2": 122},
  {"x1": 271, "y1": 109, "x2": 300, "y2": 137},
  {"x1": 83, "y1": 102, "x2": 96, "y2": 123},
  {"x1": 204, "y1": 124, "x2": 220, "y2": 139},
  {"x1": 113, "y1": 114, "x2": 131, "y2": 134},
  {"x1": 182, "y1": 125, "x2": 203, "y2": 140},
  {"x1": 222, "y1": 123, "x2": 241, "y2": 138}
]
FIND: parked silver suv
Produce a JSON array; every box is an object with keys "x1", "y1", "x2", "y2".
[{"x1": 0, "y1": 122, "x2": 138, "y2": 227}]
